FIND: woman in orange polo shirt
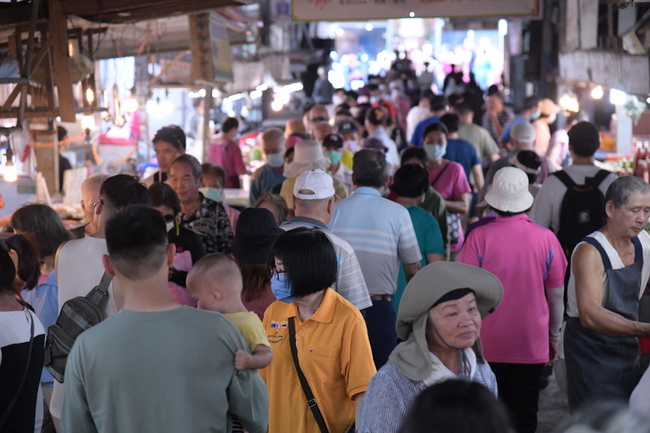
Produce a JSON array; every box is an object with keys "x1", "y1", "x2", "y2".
[{"x1": 260, "y1": 228, "x2": 376, "y2": 433}]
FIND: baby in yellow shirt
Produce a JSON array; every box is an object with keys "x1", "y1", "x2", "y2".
[{"x1": 187, "y1": 254, "x2": 272, "y2": 370}]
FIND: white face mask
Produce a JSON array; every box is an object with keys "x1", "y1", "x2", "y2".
[
  {"x1": 165, "y1": 220, "x2": 175, "y2": 232},
  {"x1": 425, "y1": 144, "x2": 447, "y2": 161},
  {"x1": 547, "y1": 113, "x2": 557, "y2": 124},
  {"x1": 344, "y1": 140, "x2": 358, "y2": 153},
  {"x1": 199, "y1": 187, "x2": 222, "y2": 203},
  {"x1": 332, "y1": 94, "x2": 344, "y2": 107},
  {"x1": 266, "y1": 152, "x2": 285, "y2": 168}
]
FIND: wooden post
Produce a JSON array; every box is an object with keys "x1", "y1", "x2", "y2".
[
  {"x1": 202, "y1": 86, "x2": 214, "y2": 163},
  {"x1": 49, "y1": 0, "x2": 75, "y2": 122}
]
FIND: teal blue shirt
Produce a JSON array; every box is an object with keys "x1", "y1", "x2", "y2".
[{"x1": 394, "y1": 206, "x2": 445, "y2": 312}]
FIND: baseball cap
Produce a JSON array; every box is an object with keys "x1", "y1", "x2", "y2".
[
  {"x1": 337, "y1": 121, "x2": 358, "y2": 134},
  {"x1": 322, "y1": 133, "x2": 343, "y2": 148},
  {"x1": 511, "y1": 122, "x2": 536, "y2": 144},
  {"x1": 293, "y1": 169, "x2": 335, "y2": 200}
]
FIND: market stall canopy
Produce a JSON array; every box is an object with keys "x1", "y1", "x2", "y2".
[{"x1": 0, "y1": 0, "x2": 247, "y2": 28}]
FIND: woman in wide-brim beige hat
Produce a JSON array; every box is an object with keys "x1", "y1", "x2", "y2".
[{"x1": 357, "y1": 261, "x2": 504, "y2": 433}]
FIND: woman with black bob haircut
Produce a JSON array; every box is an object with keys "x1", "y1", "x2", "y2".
[
  {"x1": 0, "y1": 234, "x2": 45, "y2": 432},
  {"x1": 260, "y1": 227, "x2": 377, "y2": 433},
  {"x1": 398, "y1": 379, "x2": 514, "y2": 433},
  {"x1": 271, "y1": 227, "x2": 337, "y2": 298}
]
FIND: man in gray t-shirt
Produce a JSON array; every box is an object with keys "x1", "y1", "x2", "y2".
[{"x1": 61, "y1": 206, "x2": 268, "y2": 433}]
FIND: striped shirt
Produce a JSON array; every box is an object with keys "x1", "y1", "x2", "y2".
[
  {"x1": 328, "y1": 187, "x2": 422, "y2": 296},
  {"x1": 281, "y1": 217, "x2": 371, "y2": 310}
]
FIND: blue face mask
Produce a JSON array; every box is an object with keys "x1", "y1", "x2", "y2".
[
  {"x1": 266, "y1": 152, "x2": 284, "y2": 168},
  {"x1": 270, "y1": 273, "x2": 295, "y2": 303},
  {"x1": 199, "y1": 187, "x2": 222, "y2": 202}
]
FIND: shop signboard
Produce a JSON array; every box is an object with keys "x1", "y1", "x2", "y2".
[
  {"x1": 292, "y1": 0, "x2": 540, "y2": 21},
  {"x1": 189, "y1": 11, "x2": 234, "y2": 83}
]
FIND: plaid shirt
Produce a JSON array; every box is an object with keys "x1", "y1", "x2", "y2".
[{"x1": 482, "y1": 108, "x2": 515, "y2": 143}]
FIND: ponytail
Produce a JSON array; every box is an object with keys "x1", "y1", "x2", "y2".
[{"x1": 0, "y1": 234, "x2": 40, "y2": 292}]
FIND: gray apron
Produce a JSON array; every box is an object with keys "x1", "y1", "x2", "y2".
[{"x1": 565, "y1": 236, "x2": 642, "y2": 412}]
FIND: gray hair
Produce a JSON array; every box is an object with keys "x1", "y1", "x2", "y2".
[
  {"x1": 171, "y1": 154, "x2": 203, "y2": 180},
  {"x1": 557, "y1": 401, "x2": 650, "y2": 433},
  {"x1": 81, "y1": 173, "x2": 110, "y2": 193},
  {"x1": 605, "y1": 176, "x2": 650, "y2": 209},
  {"x1": 294, "y1": 196, "x2": 332, "y2": 210},
  {"x1": 353, "y1": 149, "x2": 387, "y2": 188}
]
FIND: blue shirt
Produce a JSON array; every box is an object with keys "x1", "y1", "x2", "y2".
[
  {"x1": 444, "y1": 138, "x2": 481, "y2": 183},
  {"x1": 21, "y1": 271, "x2": 58, "y2": 386},
  {"x1": 328, "y1": 187, "x2": 422, "y2": 295},
  {"x1": 249, "y1": 164, "x2": 286, "y2": 206},
  {"x1": 410, "y1": 116, "x2": 440, "y2": 147}
]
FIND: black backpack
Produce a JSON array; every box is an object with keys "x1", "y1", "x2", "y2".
[
  {"x1": 553, "y1": 169, "x2": 611, "y2": 259},
  {"x1": 44, "y1": 273, "x2": 112, "y2": 383}
]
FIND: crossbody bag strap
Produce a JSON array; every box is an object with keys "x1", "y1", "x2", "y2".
[
  {"x1": 85, "y1": 272, "x2": 113, "y2": 311},
  {"x1": 430, "y1": 162, "x2": 450, "y2": 188},
  {"x1": 0, "y1": 310, "x2": 35, "y2": 429},
  {"x1": 288, "y1": 317, "x2": 330, "y2": 433}
]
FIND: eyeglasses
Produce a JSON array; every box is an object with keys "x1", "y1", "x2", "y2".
[
  {"x1": 270, "y1": 266, "x2": 286, "y2": 281},
  {"x1": 92, "y1": 198, "x2": 103, "y2": 209}
]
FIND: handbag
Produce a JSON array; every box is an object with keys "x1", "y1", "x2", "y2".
[
  {"x1": 0, "y1": 310, "x2": 35, "y2": 429},
  {"x1": 431, "y1": 163, "x2": 461, "y2": 245},
  {"x1": 288, "y1": 317, "x2": 330, "y2": 433}
]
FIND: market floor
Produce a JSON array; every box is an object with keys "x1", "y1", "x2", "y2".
[{"x1": 537, "y1": 372, "x2": 570, "y2": 433}]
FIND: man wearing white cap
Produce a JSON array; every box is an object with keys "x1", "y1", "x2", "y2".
[
  {"x1": 280, "y1": 169, "x2": 372, "y2": 311},
  {"x1": 458, "y1": 167, "x2": 567, "y2": 433},
  {"x1": 279, "y1": 140, "x2": 349, "y2": 209}
]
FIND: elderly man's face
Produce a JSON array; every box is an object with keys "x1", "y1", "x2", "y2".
[
  {"x1": 262, "y1": 137, "x2": 285, "y2": 157},
  {"x1": 169, "y1": 162, "x2": 201, "y2": 204},
  {"x1": 607, "y1": 191, "x2": 650, "y2": 238},
  {"x1": 425, "y1": 292, "x2": 481, "y2": 353}
]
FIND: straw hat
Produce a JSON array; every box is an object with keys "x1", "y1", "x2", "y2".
[{"x1": 389, "y1": 262, "x2": 503, "y2": 381}]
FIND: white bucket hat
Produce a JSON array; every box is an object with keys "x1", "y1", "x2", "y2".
[
  {"x1": 283, "y1": 139, "x2": 331, "y2": 179},
  {"x1": 484, "y1": 167, "x2": 534, "y2": 213}
]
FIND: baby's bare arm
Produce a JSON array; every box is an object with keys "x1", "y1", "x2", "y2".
[{"x1": 235, "y1": 345, "x2": 273, "y2": 370}]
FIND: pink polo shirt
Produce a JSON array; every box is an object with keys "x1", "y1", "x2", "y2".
[{"x1": 458, "y1": 214, "x2": 567, "y2": 364}]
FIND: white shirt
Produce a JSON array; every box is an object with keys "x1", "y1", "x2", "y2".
[
  {"x1": 50, "y1": 235, "x2": 117, "y2": 418},
  {"x1": 531, "y1": 165, "x2": 618, "y2": 234}
]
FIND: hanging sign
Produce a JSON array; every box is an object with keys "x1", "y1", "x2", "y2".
[{"x1": 292, "y1": 0, "x2": 540, "y2": 21}]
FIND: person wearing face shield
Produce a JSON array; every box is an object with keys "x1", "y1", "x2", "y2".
[
  {"x1": 250, "y1": 128, "x2": 287, "y2": 206},
  {"x1": 533, "y1": 98, "x2": 561, "y2": 158}
]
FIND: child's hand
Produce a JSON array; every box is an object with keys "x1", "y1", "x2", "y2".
[{"x1": 235, "y1": 350, "x2": 252, "y2": 370}]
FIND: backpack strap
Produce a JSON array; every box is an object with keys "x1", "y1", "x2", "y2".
[
  {"x1": 85, "y1": 272, "x2": 112, "y2": 311},
  {"x1": 551, "y1": 170, "x2": 576, "y2": 189},
  {"x1": 582, "y1": 237, "x2": 612, "y2": 271},
  {"x1": 589, "y1": 169, "x2": 612, "y2": 187}
]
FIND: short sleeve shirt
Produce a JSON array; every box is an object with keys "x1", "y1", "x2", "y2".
[
  {"x1": 458, "y1": 214, "x2": 567, "y2": 363},
  {"x1": 260, "y1": 289, "x2": 376, "y2": 433},
  {"x1": 395, "y1": 206, "x2": 445, "y2": 311},
  {"x1": 329, "y1": 188, "x2": 422, "y2": 296},
  {"x1": 444, "y1": 139, "x2": 481, "y2": 184},
  {"x1": 223, "y1": 311, "x2": 271, "y2": 351}
]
